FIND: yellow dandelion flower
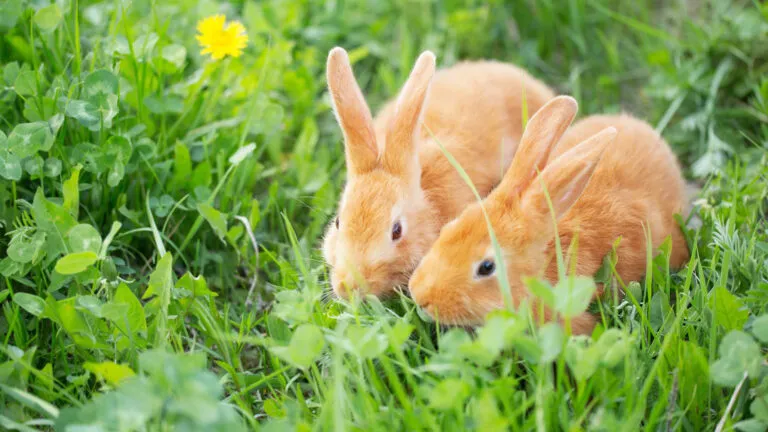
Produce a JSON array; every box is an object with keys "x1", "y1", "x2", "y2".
[{"x1": 196, "y1": 14, "x2": 248, "y2": 60}]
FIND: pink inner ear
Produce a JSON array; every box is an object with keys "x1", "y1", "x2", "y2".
[
  {"x1": 502, "y1": 97, "x2": 578, "y2": 199},
  {"x1": 529, "y1": 151, "x2": 547, "y2": 181},
  {"x1": 555, "y1": 183, "x2": 579, "y2": 216},
  {"x1": 552, "y1": 160, "x2": 597, "y2": 218}
]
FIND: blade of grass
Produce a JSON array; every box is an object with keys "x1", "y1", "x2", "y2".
[{"x1": 425, "y1": 125, "x2": 515, "y2": 312}]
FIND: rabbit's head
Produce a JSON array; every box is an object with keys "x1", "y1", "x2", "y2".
[
  {"x1": 323, "y1": 48, "x2": 440, "y2": 298},
  {"x1": 409, "y1": 96, "x2": 616, "y2": 325}
]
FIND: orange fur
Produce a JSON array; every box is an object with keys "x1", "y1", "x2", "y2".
[
  {"x1": 408, "y1": 96, "x2": 690, "y2": 334},
  {"x1": 322, "y1": 47, "x2": 556, "y2": 298}
]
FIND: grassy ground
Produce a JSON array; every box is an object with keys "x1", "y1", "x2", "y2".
[{"x1": 1, "y1": 0, "x2": 767, "y2": 430}]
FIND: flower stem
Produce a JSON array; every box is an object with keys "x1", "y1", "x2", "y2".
[{"x1": 191, "y1": 58, "x2": 231, "y2": 129}]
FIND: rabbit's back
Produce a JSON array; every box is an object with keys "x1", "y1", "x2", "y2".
[{"x1": 548, "y1": 115, "x2": 689, "y2": 286}]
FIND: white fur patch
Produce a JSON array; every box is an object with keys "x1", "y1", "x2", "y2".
[{"x1": 390, "y1": 202, "x2": 403, "y2": 224}]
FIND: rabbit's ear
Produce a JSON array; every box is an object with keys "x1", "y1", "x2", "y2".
[
  {"x1": 381, "y1": 51, "x2": 436, "y2": 177},
  {"x1": 522, "y1": 127, "x2": 617, "y2": 220},
  {"x1": 497, "y1": 96, "x2": 578, "y2": 198},
  {"x1": 327, "y1": 47, "x2": 379, "y2": 175}
]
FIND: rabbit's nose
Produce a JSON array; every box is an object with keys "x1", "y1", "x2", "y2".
[
  {"x1": 409, "y1": 280, "x2": 431, "y2": 306},
  {"x1": 339, "y1": 279, "x2": 358, "y2": 296},
  {"x1": 419, "y1": 298, "x2": 434, "y2": 313},
  {"x1": 332, "y1": 270, "x2": 359, "y2": 298},
  {"x1": 415, "y1": 296, "x2": 438, "y2": 319}
]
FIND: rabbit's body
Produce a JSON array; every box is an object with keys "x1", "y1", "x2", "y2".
[
  {"x1": 408, "y1": 97, "x2": 689, "y2": 335},
  {"x1": 541, "y1": 114, "x2": 690, "y2": 289},
  {"x1": 323, "y1": 49, "x2": 555, "y2": 298}
]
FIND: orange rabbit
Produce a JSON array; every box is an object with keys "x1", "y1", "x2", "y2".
[
  {"x1": 322, "y1": 47, "x2": 555, "y2": 298},
  {"x1": 408, "y1": 96, "x2": 690, "y2": 334}
]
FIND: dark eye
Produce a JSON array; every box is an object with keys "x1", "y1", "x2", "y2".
[
  {"x1": 335, "y1": 217, "x2": 339, "y2": 229},
  {"x1": 391, "y1": 221, "x2": 403, "y2": 241},
  {"x1": 477, "y1": 259, "x2": 495, "y2": 277}
]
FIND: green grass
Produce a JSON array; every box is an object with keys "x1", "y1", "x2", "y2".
[{"x1": 1, "y1": 0, "x2": 768, "y2": 430}]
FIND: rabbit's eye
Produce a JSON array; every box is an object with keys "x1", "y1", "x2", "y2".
[
  {"x1": 335, "y1": 217, "x2": 339, "y2": 229},
  {"x1": 476, "y1": 260, "x2": 495, "y2": 277},
  {"x1": 391, "y1": 221, "x2": 403, "y2": 241}
]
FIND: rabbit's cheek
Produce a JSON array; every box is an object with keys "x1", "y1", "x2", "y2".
[
  {"x1": 321, "y1": 221, "x2": 339, "y2": 262},
  {"x1": 360, "y1": 238, "x2": 400, "y2": 269}
]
